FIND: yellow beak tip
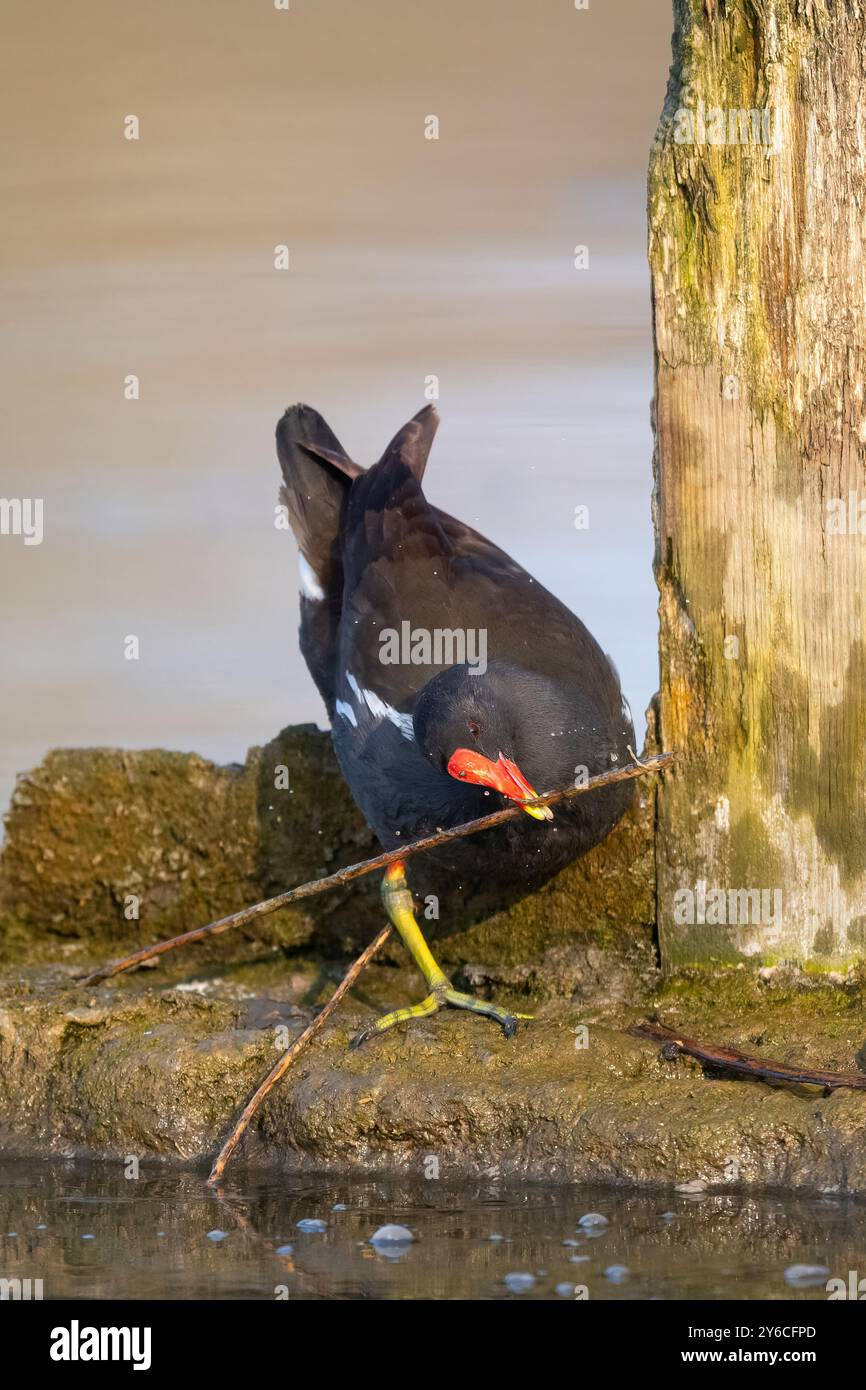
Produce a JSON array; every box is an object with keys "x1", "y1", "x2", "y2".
[{"x1": 523, "y1": 802, "x2": 554, "y2": 822}]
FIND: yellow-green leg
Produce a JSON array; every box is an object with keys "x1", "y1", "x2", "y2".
[{"x1": 350, "y1": 861, "x2": 533, "y2": 1048}]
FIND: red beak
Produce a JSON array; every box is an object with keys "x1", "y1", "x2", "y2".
[{"x1": 446, "y1": 748, "x2": 553, "y2": 820}]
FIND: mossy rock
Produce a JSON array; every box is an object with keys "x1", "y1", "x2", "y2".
[
  {"x1": 0, "y1": 725, "x2": 656, "y2": 981},
  {"x1": 0, "y1": 728, "x2": 380, "y2": 952}
]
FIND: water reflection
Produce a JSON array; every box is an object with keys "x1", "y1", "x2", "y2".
[{"x1": 0, "y1": 1161, "x2": 862, "y2": 1301}]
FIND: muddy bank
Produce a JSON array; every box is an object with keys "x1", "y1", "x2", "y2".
[
  {"x1": 1, "y1": 948, "x2": 865, "y2": 1190},
  {"x1": 2, "y1": 728, "x2": 866, "y2": 1190}
]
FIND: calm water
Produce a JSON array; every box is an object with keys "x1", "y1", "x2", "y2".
[{"x1": 0, "y1": 1162, "x2": 862, "y2": 1301}]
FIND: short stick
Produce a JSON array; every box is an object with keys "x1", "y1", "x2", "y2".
[{"x1": 631, "y1": 1019, "x2": 866, "y2": 1093}]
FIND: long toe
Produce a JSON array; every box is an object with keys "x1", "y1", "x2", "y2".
[
  {"x1": 443, "y1": 988, "x2": 534, "y2": 1039},
  {"x1": 347, "y1": 993, "x2": 440, "y2": 1048}
]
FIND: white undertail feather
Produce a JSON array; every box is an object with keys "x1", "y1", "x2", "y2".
[{"x1": 299, "y1": 554, "x2": 325, "y2": 602}]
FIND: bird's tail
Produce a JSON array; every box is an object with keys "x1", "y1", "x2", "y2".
[
  {"x1": 275, "y1": 403, "x2": 359, "y2": 594},
  {"x1": 275, "y1": 402, "x2": 441, "y2": 711}
]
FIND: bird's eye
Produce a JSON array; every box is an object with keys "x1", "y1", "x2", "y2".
[{"x1": 467, "y1": 720, "x2": 480, "y2": 738}]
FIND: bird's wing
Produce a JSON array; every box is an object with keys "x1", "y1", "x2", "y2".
[{"x1": 336, "y1": 452, "x2": 619, "y2": 718}]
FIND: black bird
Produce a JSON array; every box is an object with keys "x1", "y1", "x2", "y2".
[{"x1": 276, "y1": 404, "x2": 635, "y2": 1043}]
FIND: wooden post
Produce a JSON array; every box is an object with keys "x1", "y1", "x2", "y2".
[{"x1": 650, "y1": 0, "x2": 866, "y2": 968}]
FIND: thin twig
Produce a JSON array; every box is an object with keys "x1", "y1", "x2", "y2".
[
  {"x1": 631, "y1": 1020, "x2": 866, "y2": 1094},
  {"x1": 207, "y1": 922, "x2": 392, "y2": 1184},
  {"x1": 79, "y1": 750, "x2": 673, "y2": 987}
]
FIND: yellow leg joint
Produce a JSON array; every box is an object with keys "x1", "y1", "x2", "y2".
[
  {"x1": 348, "y1": 860, "x2": 534, "y2": 1048},
  {"x1": 382, "y1": 860, "x2": 449, "y2": 991}
]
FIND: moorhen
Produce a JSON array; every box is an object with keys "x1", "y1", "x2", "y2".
[{"x1": 276, "y1": 404, "x2": 635, "y2": 1043}]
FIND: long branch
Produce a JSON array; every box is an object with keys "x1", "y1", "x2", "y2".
[
  {"x1": 630, "y1": 1020, "x2": 866, "y2": 1093},
  {"x1": 79, "y1": 750, "x2": 673, "y2": 987}
]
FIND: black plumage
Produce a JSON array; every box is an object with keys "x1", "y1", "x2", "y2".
[{"x1": 276, "y1": 403, "x2": 635, "y2": 899}]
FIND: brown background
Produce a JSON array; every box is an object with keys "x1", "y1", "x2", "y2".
[{"x1": 0, "y1": 0, "x2": 672, "y2": 820}]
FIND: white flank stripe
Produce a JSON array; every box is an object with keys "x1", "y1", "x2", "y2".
[
  {"x1": 345, "y1": 672, "x2": 415, "y2": 741},
  {"x1": 334, "y1": 699, "x2": 358, "y2": 728}
]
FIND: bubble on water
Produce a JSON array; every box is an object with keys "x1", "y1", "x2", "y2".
[
  {"x1": 296, "y1": 1219, "x2": 327, "y2": 1233},
  {"x1": 578, "y1": 1212, "x2": 608, "y2": 1229},
  {"x1": 81, "y1": 1234, "x2": 96, "y2": 1241},
  {"x1": 561, "y1": 1238, "x2": 580, "y2": 1247},
  {"x1": 332, "y1": 1204, "x2": 347, "y2": 1212},
  {"x1": 661, "y1": 1212, "x2": 675, "y2": 1221},
  {"x1": 605, "y1": 1264, "x2": 630, "y2": 1283},
  {"x1": 275, "y1": 1244, "x2": 294, "y2": 1256},
  {"x1": 569, "y1": 1254, "x2": 591, "y2": 1264},
  {"x1": 504, "y1": 1272, "x2": 535, "y2": 1294},
  {"x1": 206, "y1": 1229, "x2": 228, "y2": 1242},
  {"x1": 488, "y1": 1233, "x2": 505, "y2": 1242},
  {"x1": 784, "y1": 1263, "x2": 830, "y2": 1288},
  {"x1": 369, "y1": 1224, "x2": 414, "y2": 1246},
  {"x1": 555, "y1": 1283, "x2": 575, "y2": 1297}
]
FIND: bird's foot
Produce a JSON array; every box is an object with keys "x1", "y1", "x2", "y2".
[{"x1": 349, "y1": 983, "x2": 533, "y2": 1048}]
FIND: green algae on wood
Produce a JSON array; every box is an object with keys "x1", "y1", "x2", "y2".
[{"x1": 651, "y1": 0, "x2": 866, "y2": 968}]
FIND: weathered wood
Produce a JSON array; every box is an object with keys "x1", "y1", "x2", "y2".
[{"x1": 650, "y1": 0, "x2": 866, "y2": 967}]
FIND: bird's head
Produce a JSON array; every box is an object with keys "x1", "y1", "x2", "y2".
[{"x1": 412, "y1": 662, "x2": 556, "y2": 821}]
